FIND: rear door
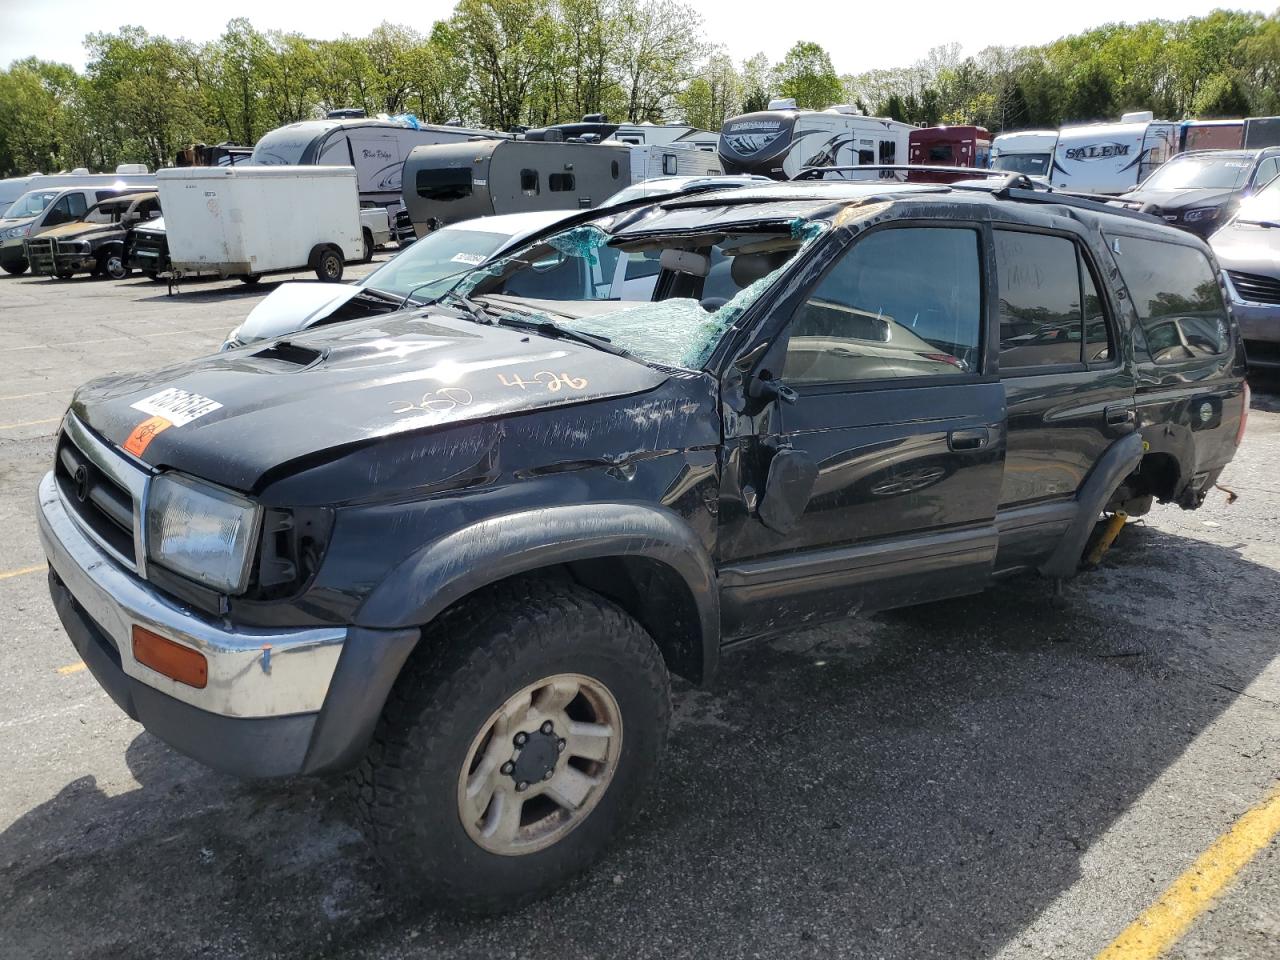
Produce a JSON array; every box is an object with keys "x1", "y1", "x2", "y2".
[
  {"x1": 991, "y1": 223, "x2": 1134, "y2": 572},
  {"x1": 718, "y1": 221, "x2": 1007, "y2": 637}
]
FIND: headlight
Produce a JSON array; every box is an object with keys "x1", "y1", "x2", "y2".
[
  {"x1": 1183, "y1": 206, "x2": 1221, "y2": 223},
  {"x1": 146, "y1": 472, "x2": 261, "y2": 593},
  {"x1": 4, "y1": 225, "x2": 27, "y2": 239},
  {"x1": 221, "y1": 326, "x2": 242, "y2": 351}
]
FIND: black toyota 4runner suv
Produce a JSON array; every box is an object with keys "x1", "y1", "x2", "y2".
[{"x1": 38, "y1": 180, "x2": 1247, "y2": 911}]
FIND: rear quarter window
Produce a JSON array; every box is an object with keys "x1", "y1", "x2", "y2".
[{"x1": 1108, "y1": 235, "x2": 1229, "y2": 364}]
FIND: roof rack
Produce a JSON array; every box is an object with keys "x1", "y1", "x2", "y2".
[{"x1": 790, "y1": 164, "x2": 1164, "y2": 225}]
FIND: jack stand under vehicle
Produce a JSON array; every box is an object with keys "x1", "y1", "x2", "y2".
[{"x1": 1085, "y1": 510, "x2": 1129, "y2": 567}]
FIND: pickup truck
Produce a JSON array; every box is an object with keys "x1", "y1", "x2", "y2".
[{"x1": 38, "y1": 179, "x2": 1247, "y2": 913}]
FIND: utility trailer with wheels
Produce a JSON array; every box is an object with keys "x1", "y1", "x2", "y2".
[{"x1": 156, "y1": 165, "x2": 363, "y2": 284}]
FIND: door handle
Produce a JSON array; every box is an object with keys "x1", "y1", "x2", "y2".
[
  {"x1": 948, "y1": 427, "x2": 989, "y2": 451},
  {"x1": 1106, "y1": 404, "x2": 1136, "y2": 427}
]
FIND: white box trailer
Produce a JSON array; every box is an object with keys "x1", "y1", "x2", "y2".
[
  {"x1": 157, "y1": 165, "x2": 363, "y2": 283},
  {"x1": 1050, "y1": 112, "x2": 1178, "y2": 195},
  {"x1": 626, "y1": 143, "x2": 723, "y2": 181},
  {"x1": 990, "y1": 130, "x2": 1058, "y2": 178}
]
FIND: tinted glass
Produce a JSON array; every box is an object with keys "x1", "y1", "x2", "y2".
[
  {"x1": 520, "y1": 169, "x2": 538, "y2": 193},
  {"x1": 1140, "y1": 156, "x2": 1252, "y2": 191},
  {"x1": 68, "y1": 193, "x2": 88, "y2": 218},
  {"x1": 1253, "y1": 156, "x2": 1280, "y2": 188},
  {"x1": 991, "y1": 153, "x2": 1051, "y2": 176},
  {"x1": 416, "y1": 168, "x2": 472, "y2": 202},
  {"x1": 995, "y1": 230, "x2": 1084, "y2": 369},
  {"x1": 549, "y1": 173, "x2": 575, "y2": 192},
  {"x1": 783, "y1": 227, "x2": 982, "y2": 384},
  {"x1": 1109, "y1": 235, "x2": 1229, "y2": 362},
  {"x1": 1083, "y1": 264, "x2": 1111, "y2": 362}
]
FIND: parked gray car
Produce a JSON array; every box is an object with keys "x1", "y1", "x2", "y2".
[{"x1": 1211, "y1": 173, "x2": 1280, "y2": 368}]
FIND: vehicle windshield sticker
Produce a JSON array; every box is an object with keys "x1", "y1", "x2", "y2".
[
  {"x1": 123, "y1": 416, "x2": 172, "y2": 457},
  {"x1": 451, "y1": 252, "x2": 485, "y2": 265},
  {"x1": 1224, "y1": 161, "x2": 1250, "y2": 168},
  {"x1": 130, "y1": 388, "x2": 223, "y2": 426}
]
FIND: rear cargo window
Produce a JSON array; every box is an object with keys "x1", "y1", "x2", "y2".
[
  {"x1": 416, "y1": 168, "x2": 473, "y2": 203},
  {"x1": 1108, "y1": 235, "x2": 1229, "y2": 363},
  {"x1": 549, "y1": 173, "x2": 576, "y2": 192}
]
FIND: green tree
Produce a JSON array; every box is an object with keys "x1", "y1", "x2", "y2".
[
  {"x1": 771, "y1": 41, "x2": 841, "y2": 109},
  {"x1": 679, "y1": 51, "x2": 741, "y2": 130},
  {"x1": 739, "y1": 52, "x2": 771, "y2": 113},
  {"x1": 1193, "y1": 73, "x2": 1251, "y2": 118}
]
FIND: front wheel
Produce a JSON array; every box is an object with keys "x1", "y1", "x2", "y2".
[
  {"x1": 361, "y1": 228, "x2": 374, "y2": 264},
  {"x1": 354, "y1": 580, "x2": 671, "y2": 913},
  {"x1": 2, "y1": 259, "x2": 28, "y2": 276},
  {"x1": 239, "y1": 273, "x2": 261, "y2": 286},
  {"x1": 97, "y1": 251, "x2": 129, "y2": 280},
  {"x1": 313, "y1": 246, "x2": 343, "y2": 282}
]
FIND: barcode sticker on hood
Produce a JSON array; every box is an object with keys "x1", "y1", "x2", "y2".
[{"x1": 130, "y1": 388, "x2": 223, "y2": 426}]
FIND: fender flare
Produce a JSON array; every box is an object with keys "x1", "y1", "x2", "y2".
[
  {"x1": 355, "y1": 502, "x2": 721, "y2": 678},
  {"x1": 1039, "y1": 431, "x2": 1144, "y2": 579}
]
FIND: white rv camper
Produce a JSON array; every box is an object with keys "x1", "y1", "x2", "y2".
[
  {"x1": 614, "y1": 123, "x2": 720, "y2": 153},
  {"x1": 626, "y1": 143, "x2": 723, "y2": 181},
  {"x1": 1050, "y1": 112, "x2": 1178, "y2": 195},
  {"x1": 718, "y1": 100, "x2": 915, "y2": 180},
  {"x1": 990, "y1": 130, "x2": 1058, "y2": 178},
  {"x1": 250, "y1": 117, "x2": 506, "y2": 208}
]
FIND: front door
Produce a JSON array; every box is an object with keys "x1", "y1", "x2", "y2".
[{"x1": 718, "y1": 222, "x2": 1007, "y2": 639}]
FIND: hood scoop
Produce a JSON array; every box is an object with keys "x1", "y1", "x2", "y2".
[{"x1": 248, "y1": 340, "x2": 326, "y2": 371}]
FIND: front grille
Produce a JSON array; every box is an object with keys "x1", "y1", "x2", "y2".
[
  {"x1": 25, "y1": 238, "x2": 56, "y2": 275},
  {"x1": 129, "y1": 231, "x2": 169, "y2": 272},
  {"x1": 54, "y1": 419, "x2": 148, "y2": 573},
  {"x1": 1227, "y1": 270, "x2": 1280, "y2": 305},
  {"x1": 393, "y1": 209, "x2": 416, "y2": 245}
]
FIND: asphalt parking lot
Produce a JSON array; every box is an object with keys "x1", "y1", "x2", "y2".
[{"x1": 1, "y1": 264, "x2": 1278, "y2": 960}]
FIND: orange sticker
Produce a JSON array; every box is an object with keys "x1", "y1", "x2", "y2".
[{"x1": 123, "y1": 415, "x2": 172, "y2": 457}]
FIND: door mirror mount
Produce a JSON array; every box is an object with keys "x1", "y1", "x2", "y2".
[{"x1": 748, "y1": 373, "x2": 798, "y2": 406}]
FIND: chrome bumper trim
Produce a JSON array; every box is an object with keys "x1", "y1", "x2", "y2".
[{"x1": 38, "y1": 471, "x2": 346, "y2": 718}]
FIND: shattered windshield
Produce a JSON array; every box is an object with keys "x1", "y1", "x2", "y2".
[{"x1": 458, "y1": 217, "x2": 828, "y2": 369}]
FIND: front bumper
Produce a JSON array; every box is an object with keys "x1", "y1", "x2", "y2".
[
  {"x1": 25, "y1": 239, "x2": 95, "y2": 276},
  {"x1": 37, "y1": 470, "x2": 418, "y2": 776},
  {"x1": 1223, "y1": 276, "x2": 1280, "y2": 367},
  {"x1": 1, "y1": 238, "x2": 27, "y2": 267}
]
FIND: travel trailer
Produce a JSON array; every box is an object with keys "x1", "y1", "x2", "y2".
[
  {"x1": 908, "y1": 125, "x2": 991, "y2": 182},
  {"x1": 1244, "y1": 117, "x2": 1280, "y2": 149},
  {"x1": 989, "y1": 130, "x2": 1058, "y2": 177},
  {"x1": 1050, "y1": 112, "x2": 1178, "y2": 194},
  {"x1": 401, "y1": 139, "x2": 631, "y2": 236},
  {"x1": 718, "y1": 100, "x2": 915, "y2": 180},
  {"x1": 1181, "y1": 119, "x2": 1245, "y2": 152},
  {"x1": 250, "y1": 117, "x2": 506, "y2": 207},
  {"x1": 613, "y1": 123, "x2": 720, "y2": 153},
  {"x1": 628, "y1": 143, "x2": 722, "y2": 181}
]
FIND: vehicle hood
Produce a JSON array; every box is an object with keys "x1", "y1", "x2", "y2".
[
  {"x1": 1123, "y1": 187, "x2": 1234, "y2": 212},
  {"x1": 70, "y1": 309, "x2": 670, "y2": 491},
  {"x1": 0, "y1": 216, "x2": 34, "y2": 230},
  {"x1": 134, "y1": 216, "x2": 165, "y2": 234},
  {"x1": 39, "y1": 221, "x2": 124, "y2": 241},
  {"x1": 1209, "y1": 220, "x2": 1280, "y2": 273},
  {"x1": 234, "y1": 282, "x2": 365, "y2": 344}
]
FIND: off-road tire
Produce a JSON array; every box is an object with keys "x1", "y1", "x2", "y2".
[
  {"x1": 2, "y1": 260, "x2": 28, "y2": 276},
  {"x1": 361, "y1": 227, "x2": 375, "y2": 263},
  {"x1": 352, "y1": 579, "x2": 671, "y2": 914},
  {"x1": 313, "y1": 246, "x2": 344, "y2": 282}
]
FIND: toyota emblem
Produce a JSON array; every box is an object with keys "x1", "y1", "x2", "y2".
[{"x1": 73, "y1": 464, "x2": 90, "y2": 503}]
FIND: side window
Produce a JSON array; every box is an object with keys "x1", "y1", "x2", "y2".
[
  {"x1": 878, "y1": 140, "x2": 896, "y2": 179},
  {"x1": 68, "y1": 193, "x2": 88, "y2": 218},
  {"x1": 1109, "y1": 235, "x2": 1229, "y2": 363},
  {"x1": 519, "y1": 169, "x2": 539, "y2": 194},
  {"x1": 416, "y1": 168, "x2": 472, "y2": 202},
  {"x1": 623, "y1": 250, "x2": 662, "y2": 282},
  {"x1": 662, "y1": 154, "x2": 678, "y2": 176},
  {"x1": 43, "y1": 196, "x2": 72, "y2": 226},
  {"x1": 549, "y1": 173, "x2": 576, "y2": 192},
  {"x1": 995, "y1": 229, "x2": 1110, "y2": 370},
  {"x1": 782, "y1": 226, "x2": 982, "y2": 385},
  {"x1": 1253, "y1": 157, "x2": 1280, "y2": 188}
]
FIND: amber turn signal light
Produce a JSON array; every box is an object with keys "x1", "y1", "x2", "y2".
[{"x1": 131, "y1": 625, "x2": 208, "y2": 689}]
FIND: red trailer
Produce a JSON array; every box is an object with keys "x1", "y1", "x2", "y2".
[{"x1": 907, "y1": 125, "x2": 992, "y2": 182}]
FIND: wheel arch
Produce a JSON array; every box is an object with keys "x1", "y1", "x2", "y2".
[{"x1": 355, "y1": 504, "x2": 721, "y2": 685}]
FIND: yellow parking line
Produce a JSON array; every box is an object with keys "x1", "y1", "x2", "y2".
[
  {"x1": 0, "y1": 563, "x2": 44, "y2": 580},
  {"x1": 56, "y1": 662, "x2": 86, "y2": 675},
  {"x1": 0, "y1": 390, "x2": 60, "y2": 401},
  {"x1": 0, "y1": 416, "x2": 60, "y2": 430},
  {"x1": 1095, "y1": 783, "x2": 1280, "y2": 960}
]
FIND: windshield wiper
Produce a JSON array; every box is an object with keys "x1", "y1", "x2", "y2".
[
  {"x1": 1239, "y1": 218, "x2": 1280, "y2": 228},
  {"x1": 489, "y1": 310, "x2": 632, "y2": 359},
  {"x1": 439, "y1": 289, "x2": 491, "y2": 324}
]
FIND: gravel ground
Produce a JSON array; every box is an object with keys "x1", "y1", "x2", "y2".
[{"x1": 0, "y1": 264, "x2": 1277, "y2": 960}]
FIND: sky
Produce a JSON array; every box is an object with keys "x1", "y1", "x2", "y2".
[{"x1": 0, "y1": 0, "x2": 1271, "y2": 76}]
